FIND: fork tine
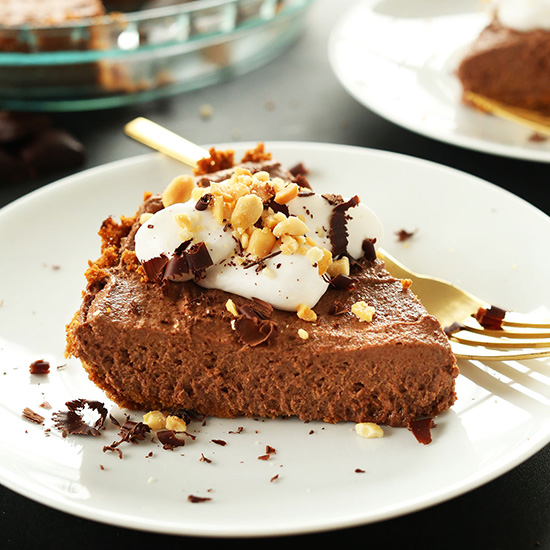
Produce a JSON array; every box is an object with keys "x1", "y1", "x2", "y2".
[
  {"x1": 450, "y1": 332, "x2": 550, "y2": 350},
  {"x1": 377, "y1": 248, "x2": 550, "y2": 361},
  {"x1": 458, "y1": 317, "x2": 550, "y2": 339},
  {"x1": 500, "y1": 316, "x2": 550, "y2": 329},
  {"x1": 451, "y1": 344, "x2": 550, "y2": 361}
]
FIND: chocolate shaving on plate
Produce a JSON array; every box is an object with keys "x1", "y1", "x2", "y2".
[
  {"x1": 22, "y1": 407, "x2": 45, "y2": 424},
  {"x1": 408, "y1": 417, "x2": 435, "y2": 445},
  {"x1": 289, "y1": 161, "x2": 309, "y2": 177},
  {"x1": 103, "y1": 418, "x2": 151, "y2": 455},
  {"x1": 117, "y1": 420, "x2": 151, "y2": 444},
  {"x1": 157, "y1": 429, "x2": 186, "y2": 449},
  {"x1": 396, "y1": 229, "x2": 416, "y2": 242},
  {"x1": 52, "y1": 399, "x2": 108, "y2": 436},
  {"x1": 29, "y1": 359, "x2": 50, "y2": 374},
  {"x1": 188, "y1": 495, "x2": 212, "y2": 503}
]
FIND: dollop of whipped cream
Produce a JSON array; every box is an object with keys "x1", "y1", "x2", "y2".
[
  {"x1": 493, "y1": 0, "x2": 550, "y2": 32},
  {"x1": 135, "y1": 167, "x2": 383, "y2": 311}
]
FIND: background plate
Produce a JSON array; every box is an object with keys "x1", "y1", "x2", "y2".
[
  {"x1": 328, "y1": 0, "x2": 550, "y2": 162},
  {"x1": 1, "y1": 142, "x2": 550, "y2": 537}
]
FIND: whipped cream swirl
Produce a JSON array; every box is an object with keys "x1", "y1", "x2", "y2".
[
  {"x1": 493, "y1": 0, "x2": 550, "y2": 32},
  {"x1": 135, "y1": 169, "x2": 383, "y2": 311}
]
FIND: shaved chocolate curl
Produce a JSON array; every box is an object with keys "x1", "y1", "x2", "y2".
[
  {"x1": 184, "y1": 241, "x2": 213, "y2": 273},
  {"x1": 117, "y1": 420, "x2": 151, "y2": 444},
  {"x1": 142, "y1": 254, "x2": 169, "y2": 282},
  {"x1": 164, "y1": 254, "x2": 190, "y2": 281},
  {"x1": 235, "y1": 315, "x2": 277, "y2": 347},
  {"x1": 195, "y1": 193, "x2": 213, "y2": 211},
  {"x1": 239, "y1": 297, "x2": 273, "y2": 320},
  {"x1": 361, "y1": 238, "x2": 377, "y2": 261},
  {"x1": 329, "y1": 274, "x2": 356, "y2": 290},
  {"x1": 328, "y1": 195, "x2": 360, "y2": 258}
]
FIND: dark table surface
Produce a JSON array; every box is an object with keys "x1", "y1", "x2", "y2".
[{"x1": 2, "y1": 1, "x2": 550, "y2": 548}]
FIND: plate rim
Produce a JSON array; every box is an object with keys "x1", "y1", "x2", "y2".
[
  {"x1": 327, "y1": 0, "x2": 550, "y2": 163},
  {"x1": 1, "y1": 141, "x2": 550, "y2": 537}
]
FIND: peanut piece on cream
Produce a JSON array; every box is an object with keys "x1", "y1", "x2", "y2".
[{"x1": 162, "y1": 175, "x2": 195, "y2": 207}]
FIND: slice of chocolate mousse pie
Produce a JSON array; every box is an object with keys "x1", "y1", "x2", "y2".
[{"x1": 66, "y1": 145, "x2": 458, "y2": 428}]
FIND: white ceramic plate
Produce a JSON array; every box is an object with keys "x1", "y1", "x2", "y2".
[
  {"x1": 1, "y1": 142, "x2": 550, "y2": 538},
  {"x1": 329, "y1": 0, "x2": 550, "y2": 162}
]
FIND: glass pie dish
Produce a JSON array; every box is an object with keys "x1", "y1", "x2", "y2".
[{"x1": 0, "y1": 0, "x2": 313, "y2": 111}]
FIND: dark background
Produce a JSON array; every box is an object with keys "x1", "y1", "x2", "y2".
[{"x1": 2, "y1": 1, "x2": 550, "y2": 547}]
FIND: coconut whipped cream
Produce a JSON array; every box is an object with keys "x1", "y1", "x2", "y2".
[
  {"x1": 134, "y1": 168, "x2": 383, "y2": 311},
  {"x1": 493, "y1": 0, "x2": 550, "y2": 32}
]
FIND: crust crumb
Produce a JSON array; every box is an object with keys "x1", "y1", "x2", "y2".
[
  {"x1": 241, "y1": 142, "x2": 272, "y2": 164},
  {"x1": 194, "y1": 147, "x2": 235, "y2": 175},
  {"x1": 98, "y1": 215, "x2": 136, "y2": 252}
]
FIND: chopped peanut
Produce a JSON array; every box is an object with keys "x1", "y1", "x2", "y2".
[
  {"x1": 297, "y1": 303, "x2": 317, "y2": 322},
  {"x1": 274, "y1": 182, "x2": 299, "y2": 204},
  {"x1": 225, "y1": 299, "x2": 239, "y2": 317},
  {"x1": 317, "y1": 248, "x2": 332, "y2": 276},
  {"x1": 351, "y1": 301, "x2": 376, "y2": 322},
  {"x1": 139, "y1": 213, "x2": 153, "y2": 225},
  {"x1": 231, "y1": 194, "x2": 264, "y2": 230},
  {"x1": 234, "y1": 166, "x2": 252, "y2": 177},
  {"x1": 175, "y1": 212, "x2": 200, "y2": 232},
  {"x1": 264, "y1": 211, "x2": 287, "y2": 230},
  {"x1": 247, "y1": 227, "x2": 277, "y2": 257},
  {"x1": 191, "y1": 186, "x2": 205, "y2": 201},
  {"x1": 305, "y1": 246, "x2": 324, "y2": 265},
  {"x1": 254, "y1": 170, "x2": 270, "y2": 182},
  {"x1": 166, "y1": 415, "x2": 187, "y2": 432},
  {"x1": 212, "y1": 194, "x2": 225, "y2": 224},
  {"x1": 143, "y1": 410, "x2": 167, "y2": 430},
  {"x1": 279, "y1": 235, "x2": 300, "y2": 255},
  {"x1": 326, "y1": 256, "x2": 350, "y2": 278},
  {"x1": 355, "y1": 422, "x2": 384, "y2": 439},
  {"x1": 272, "y1": 216, "x2": 309, "y2": 237},
  {"x1": 162, "y1": 175, "x2": 195, "y2": 207},
  {"x1": 298, "y1": 328, "x2": 309, "y2": 340}
]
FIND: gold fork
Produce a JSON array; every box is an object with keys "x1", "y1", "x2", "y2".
[
  {"x1": 124, "y1": 117, "x2": 550, "y2": 362},
  {"x1": 378, "y1": 249, "x2": 550, "y2": 362}
]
